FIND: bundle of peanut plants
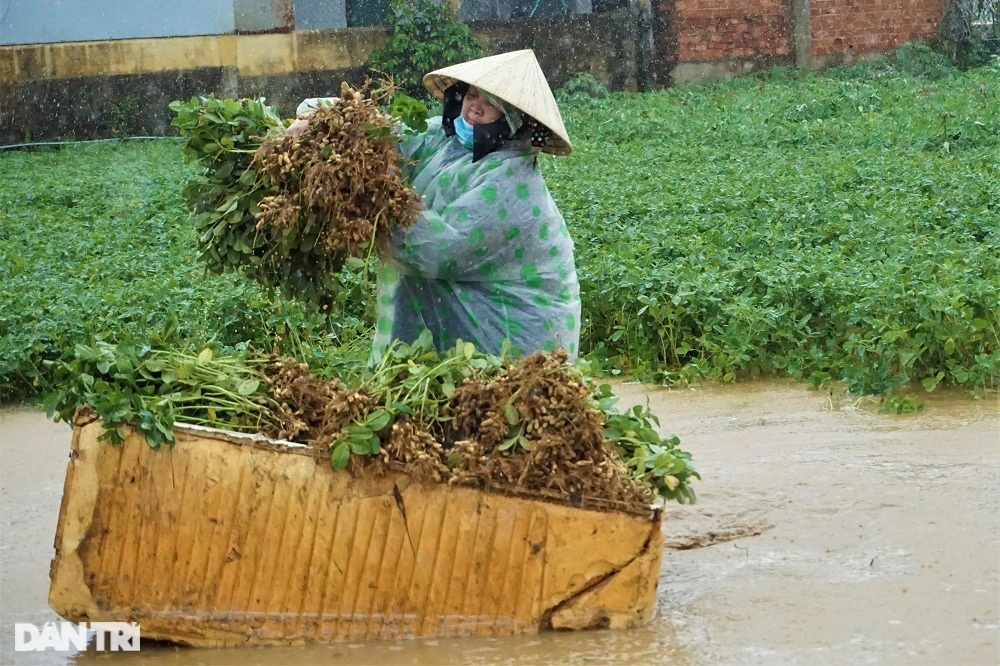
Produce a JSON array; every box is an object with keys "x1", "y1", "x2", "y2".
[
  {"x1": 261, "y1": 330, "x2": 697, "y2": 508},
  {"x1": 169, "y1": 82, "x2": 427, "y2": 310},
  {"x1": 44, "y1": 335, "x2": 697, "y2": 509}
]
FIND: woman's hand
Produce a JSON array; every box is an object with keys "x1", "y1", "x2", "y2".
[{"x1": 286, "y1": 118, "x2": 310, "y2": 137}]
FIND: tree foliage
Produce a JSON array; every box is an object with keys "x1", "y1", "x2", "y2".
[{"x1": 367, "y1": 0, "x2": 485, "y2": 99}]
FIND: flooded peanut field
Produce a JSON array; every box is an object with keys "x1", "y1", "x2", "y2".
[{"x1": 2, "y1": 380, "x2": 998, "y2": 665}]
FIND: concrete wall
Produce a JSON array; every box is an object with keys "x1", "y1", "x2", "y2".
[
  {"x1": 0, "y1": 12, "x2": 643, "y2": 144},
  {"x1": 474, "y1": 12, "x2": 642, "y2": 90},
  {"x1": 0, "y1": 0, "x2": 459, "y2": 45},
  {"x1": 461, "y1": 0, "x2": 594, "y2": 21},
  {"x1": 0, "y1": 29, "x2": 379, "y2": 143}
]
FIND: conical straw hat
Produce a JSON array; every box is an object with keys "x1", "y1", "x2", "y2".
[{"x1": 423, "y1": 50, "x2": 572, "y2": 156}]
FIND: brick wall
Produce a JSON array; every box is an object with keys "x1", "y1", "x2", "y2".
[
  {"x1": 811, "y1": 0, "x2": 945, "y2": 55},
  {"x1": 656, "y1": 0, "x2": 945, "y2": 79},
  {"x1": 667, "y1": 0, "x2": 792, "y2": 62}
]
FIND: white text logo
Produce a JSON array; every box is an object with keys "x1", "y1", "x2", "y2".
[{"x1": 14, "y1": 622, "x2": 140, "y2": 652}]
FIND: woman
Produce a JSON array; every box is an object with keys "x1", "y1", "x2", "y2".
[
  {"x1": 372, "y1": 50, "x2": 581, "y2": 363},
  {"x1": 294, "y1": 50, "x2": 581, "y2": 362}
]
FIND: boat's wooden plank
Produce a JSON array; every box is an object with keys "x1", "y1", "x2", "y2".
[
  {"x1": 476, "y1": 501, "x2": 517, "y2": 634},
  {"x1": 385, "y1": 482, "x2": 442, "y2": 639},
  {"x1": 549, "y1": 523, "x2": 663, "y2": 630},
  {"x1": 432, "y1": 491, "x2": 479, "y2": 635},
  {"x1": 147, "y1": 439, "x2": 193, "y2": 611},
  {"x1": 211, "y1": 444, "x2": 259, "y2": 624},
  {"x1": 261, "y1": 457, "x2": 318, "y2": 641},
  {"x1": 364, "y1": 494, "x2": 407, "y2": 640},
  {"x1": 187, "y1": 442, "x2": 239, "y2": 616},
  {"x1": 130, "y1": 439, "x2": 164, "y2": 605},
  {"x1": 459, "y1": 496, "x2": 499, "y2": 635},
  {"x1": 279, "y1": 462, "x2": 325, "y2": 641},
  {"x1": 514, "y1": 508, "x2": 547, "y2": 623},
  {"x1": 418, "y1": 489, "x2": 464, "y2": 636},
  {"x1": 347, "y1": 496, "x2": 393, "y2": 641},
  {"x1": 320, "y1": 484, "x2": 357, "y2": 641},
  {"x1": 107, "y1": 430, "x2": 146, "y2": 610},
  {"x1": 295, "y1": 481, "x2": 337, "y2": 640},
  {"x1": 88, "y1": 426, "x2": 127, "y2": 606},
  {"x1": 48, "y1": 423, "x2": 103, "y2": 620},
  {"x1": 245, "y1": 457, "x2": 293, "y2": 636}
]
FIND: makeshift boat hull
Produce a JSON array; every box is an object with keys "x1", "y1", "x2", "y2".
[{"x1": 49, "y1": 415, "x2": 663, "y2": 647}]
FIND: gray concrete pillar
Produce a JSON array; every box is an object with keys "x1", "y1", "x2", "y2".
[
  {"x1": 632, "y1": 0, "x2": 654, "y2": 91},
  {"x1": 790, "y1": 0, "x2": 812, "y2": 69}
]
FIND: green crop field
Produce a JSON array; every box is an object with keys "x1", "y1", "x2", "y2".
[
  {"x1": 554, "y1": 59, "x2": 999, "y2": 395},
  {"x1": 2, "y1": 52, "x2": 997, "y2": 403}
]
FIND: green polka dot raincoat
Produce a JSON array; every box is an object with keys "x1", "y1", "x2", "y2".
[{"x1": 372, "y1": 117, "x2": 581, "y2": 362}]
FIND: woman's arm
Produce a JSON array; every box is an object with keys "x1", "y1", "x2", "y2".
[
  {"x1": 284, "y1": 97, "x2": 343, "y2": 136},
  {"x1": 390, "y1": 163, "x2": 550, "y2": 282}
]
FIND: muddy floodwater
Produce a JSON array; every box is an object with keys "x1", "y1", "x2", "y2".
[{"x1": 2, "y1": 380, "x2": 998, "y2": 665}]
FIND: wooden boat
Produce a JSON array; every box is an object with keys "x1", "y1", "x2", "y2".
[{"x1": 48, "y1": 412, "x2": 664, "y2": 647}]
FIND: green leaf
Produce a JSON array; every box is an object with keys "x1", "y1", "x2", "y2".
[
  {"x1": 921, "y1": 371, "x2": 945, "y2": 392},
  {"x1": 502, "y1": 401, "x2": 520, "y2": 426},
  {"x1": 365, "y1": 410, "x2": 392, "y2": 432},
  {"x1": 116, "y1": 356, "x2": 134, "y2": 375},
  {"x1": 236, "y1": 379, "x2": 260, "y2": 396},
  {"x1": 943, "y1": 337, "x2": 956, "y2": 355},
  {"x1": 499, "y1": 423, "x2": 524, "y2": 451},
  {"x1": 343, "y1": 424, "x2": 373, "y2": 438},
  {"x1": 331, "y1": 442, "x2": 350, "y2": 470},
  {"x1": 349, "y1": 437, "x2": 371, "y2": 455}
]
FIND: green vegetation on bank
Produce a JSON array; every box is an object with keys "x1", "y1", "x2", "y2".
[
  {"x1": 0, "y1": 140, "x2": 372, "y2": 402},
  {"x1": 1, "y1": 53, "x2": 997, "y2": 402},
  {"x1": 556, "y1": 56, "x2": 998, "y2": 394}
]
